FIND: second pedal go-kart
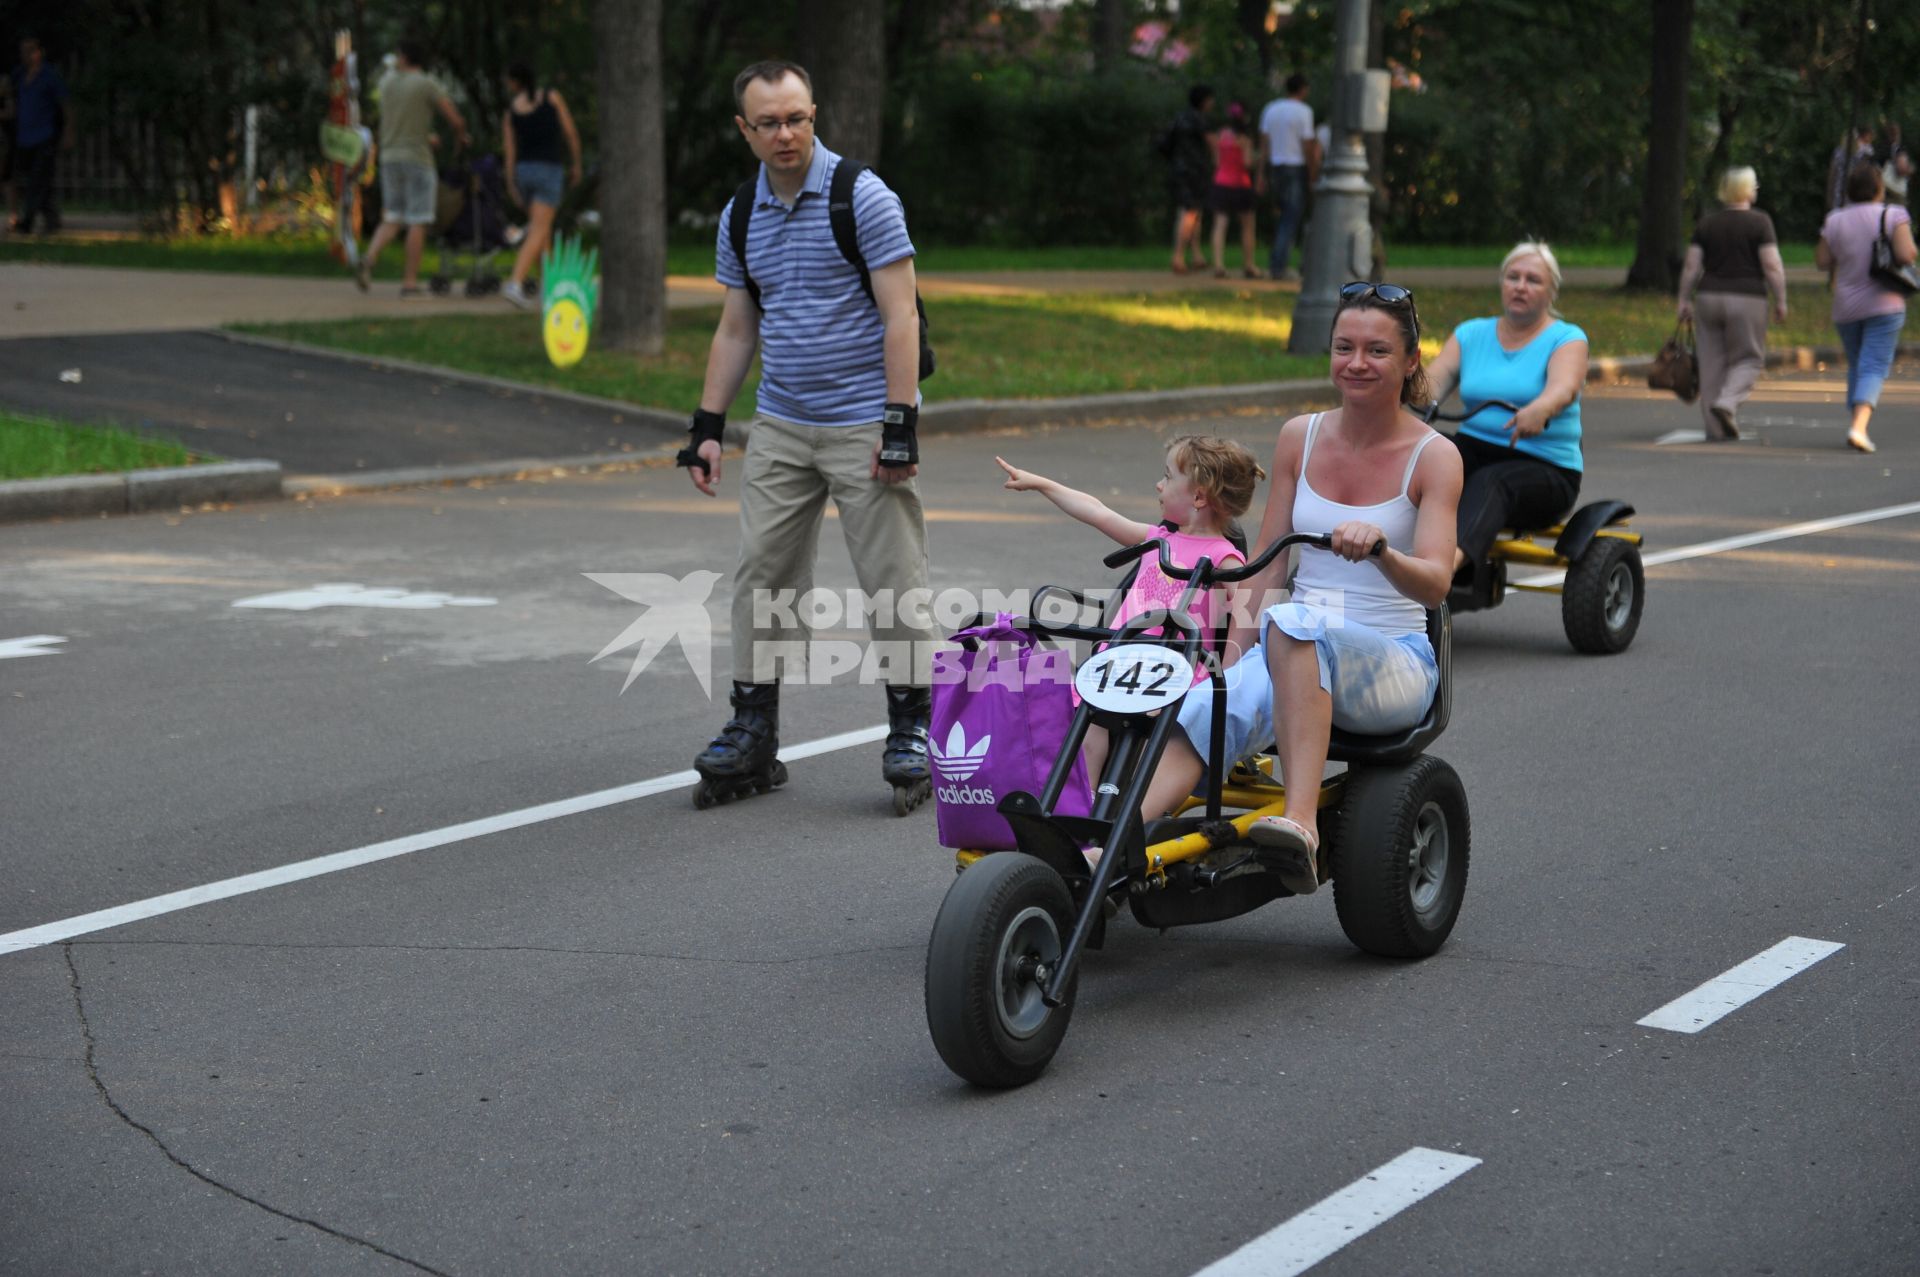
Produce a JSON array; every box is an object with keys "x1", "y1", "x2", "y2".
[
  {"x1": 923, "y1": 532, "x2": 1470, "y2": 1088},
  {"x1": 1426, "y1": 397, "x2": 1646, "y2": 654}
]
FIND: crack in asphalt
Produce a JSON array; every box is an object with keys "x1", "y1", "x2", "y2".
[
  {"x1": 60, "y1": 943, "x2": 452, "y2": 1276},
  {"x1": 69, "y1": 937, "x2": 925, "y2": 965}
]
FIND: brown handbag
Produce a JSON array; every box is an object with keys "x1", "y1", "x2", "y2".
[{"x1": 1648, "y1": 317, "x2": 1699, "y2": 402}]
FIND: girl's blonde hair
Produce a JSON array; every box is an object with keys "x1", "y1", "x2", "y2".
[{"x1": 1166, "y1": 435, "x2": 1267, "y2": 519}]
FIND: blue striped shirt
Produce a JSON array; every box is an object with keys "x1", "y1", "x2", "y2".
[{"x1": 715, "y1": 143, "x2": 916, "y2": 426}]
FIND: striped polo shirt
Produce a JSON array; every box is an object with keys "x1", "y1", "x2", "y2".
[{"x1": 715, "y1": 142, "x2": 916, "y2": 426}]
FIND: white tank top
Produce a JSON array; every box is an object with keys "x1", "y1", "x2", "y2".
[{"x1": 1289, "y1": 412, "x2": 1438, "y2": 638}]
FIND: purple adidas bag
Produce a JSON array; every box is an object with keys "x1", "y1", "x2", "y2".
[{"x1": 929, "y1": 614, "x2": 1094, "y2": 850}]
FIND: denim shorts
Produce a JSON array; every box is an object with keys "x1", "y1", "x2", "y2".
[
  {"x1": 1174, "y1": 602, "x2": 1438, "y2": 767},
  {"x1": 380, "y1": 159, "x2": 437, "y2": 226},
  {"x1": 515, "y1": 160, "x2": 565, "y2": 210}
]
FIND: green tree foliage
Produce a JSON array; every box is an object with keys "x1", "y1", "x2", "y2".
[{"x1": 35, "y1": 0, "x2": 1920, "y2": 244}]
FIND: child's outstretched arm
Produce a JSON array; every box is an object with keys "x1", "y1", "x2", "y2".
[{"x1": 995, "y1": 457, "x2": 1158, "y2": 546}]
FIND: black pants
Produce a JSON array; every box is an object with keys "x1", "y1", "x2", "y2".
[
  {"x1": 1454, "y1": 432, "x2": 1580, "y2": 563},
  {"x1": 14, "y1": 141, "x2": 58, "y2": 231}
]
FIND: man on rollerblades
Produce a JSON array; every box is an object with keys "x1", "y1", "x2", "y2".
[{"x1": 679, "y1": 59, "x2": 936, "y2": 814}]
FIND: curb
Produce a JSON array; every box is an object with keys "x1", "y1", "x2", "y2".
[
  {"x1": 8, "y1": 334, "x2": 1909, "y2": 521},
  {"x1": 0, "y1": 459, "x2": 283, "y2": 524}
]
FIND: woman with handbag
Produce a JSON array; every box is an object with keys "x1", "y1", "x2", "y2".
[
  {"x1": 1676, "y1": 167, "x2": 1789, "y2": 441},
  {"x1": 1815, "y1": 162, "x2": 1916, "y2": 453}
]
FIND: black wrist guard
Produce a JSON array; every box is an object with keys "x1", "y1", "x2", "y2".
[
  {"x1": 676, "y1": 409, "x2": 726, "y2": 475},
  {"x1": 878, "y1": 402, "x2": 919, "y2": 469}
]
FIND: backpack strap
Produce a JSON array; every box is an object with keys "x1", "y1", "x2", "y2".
[
  {"x1": 728, "y1": 177, "x2": 761, "y2": 311},
  {"x1": 829, "y1": 159, "x2": 876, "y2": 306}
]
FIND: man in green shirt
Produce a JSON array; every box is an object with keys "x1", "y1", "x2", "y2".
[{"x1": 355, "y1": 39, "x2": 468, "y2": 297}]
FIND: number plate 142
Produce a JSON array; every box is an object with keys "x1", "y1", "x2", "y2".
[{"x1": 1074, "y1": 643, "x2": 1195, "y2": 714}]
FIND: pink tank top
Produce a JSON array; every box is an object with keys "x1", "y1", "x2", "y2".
[
  {"x1": 1213, "y1": 129, "x2": 1253, "y2": 189},
  {"x1": 1112, "y1": 528, "x2": 1244, "y2": 684}
]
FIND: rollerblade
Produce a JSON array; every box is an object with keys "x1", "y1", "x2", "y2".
[
  {"x1": 882, "y1": 685, "x2": 932, "y2": 816},
  {"x1": 692, "y1": 682, "x2": 788, "y2": 809}
]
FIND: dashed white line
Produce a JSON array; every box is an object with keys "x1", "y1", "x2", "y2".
[
  {"x1": 1190, "y1": 1147, "x2": 1481, "y2": 1277},
  {"x1": 1636, "y1": 936, "x2": 1846, "y2": 1034},
  {"x1": 0, "y1": 724, "x2": 888, "y2": 957}
]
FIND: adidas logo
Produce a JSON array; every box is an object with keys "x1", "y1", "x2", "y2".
[{"x1": 930, "y1": 722, "x2": 991, "y2": 781}]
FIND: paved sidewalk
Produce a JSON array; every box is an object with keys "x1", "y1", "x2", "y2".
[{"x1": 0, "y1": 260, "x2": 1832, "y2": 339}]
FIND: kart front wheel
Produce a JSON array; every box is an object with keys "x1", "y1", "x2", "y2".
[
  {"x1": 1331, "y1": 756, "x2": 1470, "y2": 958},
  {"x1": 925, "y1": 853, "x2": 1076, "y2": 1088},
  {"x1": 1562, "y1": 538, "x2": 1644, "y2": 654}
]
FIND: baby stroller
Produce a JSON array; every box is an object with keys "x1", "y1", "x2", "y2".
[{"x1": 429, "y1": 155, "x2": 514, "y2": 296}]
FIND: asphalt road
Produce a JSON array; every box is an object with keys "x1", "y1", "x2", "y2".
[
  {"x1": 4, "y1": 369, "x2": 1918, "y2": 1275},
  {"x1": 0, "y1": 330, "x2": 677, "y2": 475}
]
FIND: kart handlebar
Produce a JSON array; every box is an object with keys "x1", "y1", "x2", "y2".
[
  {"x1": 1421, "y1": 398, "x2": 1523, "y2": 425},
  {"x1": 1102, "y1": 529, "x2": 1382, "y2": 584}
]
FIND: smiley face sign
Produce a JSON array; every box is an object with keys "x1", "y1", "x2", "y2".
[{"x1": 540, "y1": 233, "x2": 599, "y2": 369}]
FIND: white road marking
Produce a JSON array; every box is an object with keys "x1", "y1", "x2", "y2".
[
  {"x1": 1654, "y1": 428, "x2": 1706, "y2": 445},
  {"x1": 0, "y1": 634, "x2": 67, "y2": 659},
  {"x1": 0, "y1": 724, "x2": 888, "y2": 957},
  {"x1": 1515, "y1": 498, "x2": 1920, "y2": 588},
  {"x1": 232, "y1": 583, "x2": 497, "y2": 610},
  {"x1": 1190, "y1": 1147, "x2": 1481, "y2": 1277},
  {"x1": 1636, "y1": 936, "x2": 1845, "y2": 1034}
]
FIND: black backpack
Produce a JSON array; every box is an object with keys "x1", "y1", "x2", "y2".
[{"x1": 728, "y1": 160, "x2": 936, "y2": 381}]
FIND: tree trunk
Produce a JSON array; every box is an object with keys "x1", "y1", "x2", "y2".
[
  {"x1": 593, "y1": 0, "x2": 667, "y2": 355},
  {"x1": 1625, "y1": 0, "x2": 1694, "y2": 292},
  {"x1": 800, "y1": 0, "x2": 885, "y2": 166},
  {"x1": 1093, "y1": 0, "x2": 1129, "y2": 74}
]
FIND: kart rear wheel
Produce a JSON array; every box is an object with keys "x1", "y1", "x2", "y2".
[
  {"x1": 925, "y1": 853, "x2": 1076, "y2": 1087},
  {"x1": 1562, "y1": 538, "x2": 1644, "y2": 654},
  {"x1": 1331, "y1": 756, "x2": 1469, "y2": 958}
]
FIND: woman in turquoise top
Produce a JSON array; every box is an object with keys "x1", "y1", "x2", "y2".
[{"x1": 1424, "y1": 241, "x2": 1590, "y2": 581}]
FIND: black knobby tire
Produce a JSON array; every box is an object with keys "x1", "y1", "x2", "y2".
[
  {"x1": 925, "y1": 853, "x2": 1077, "y2": 1088},
  {"x1": 1562, "y1": 538, "x2": 1644, "y2": 654},
  {"x1": 1330, "y1": 756, "x2": 1470, "y2": 958}
]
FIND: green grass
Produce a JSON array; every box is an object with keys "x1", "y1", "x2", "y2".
[
  {"x1": 1, "y1": 411, "x2": 200, "y2": 480},
  {"x1": 1, "y1": 230, "x2": 1818, "y2": 277},
  {"x1": 232, "y1": 282, "x2": 1864, "y2": 409}
]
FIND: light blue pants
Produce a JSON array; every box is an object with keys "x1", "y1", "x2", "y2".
[
  {"x1": 1174, "y1": 602, "x2": 1437, "y2": 767},
  {"x1": 1837, "y1": 310, "x2": 1906, "y2": 408}
]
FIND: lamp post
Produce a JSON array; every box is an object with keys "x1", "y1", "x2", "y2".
[{"x1": 1287, "y1": 0, "x2": 1389, "y2": 353}]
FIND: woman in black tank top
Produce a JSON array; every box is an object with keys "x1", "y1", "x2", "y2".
[{"x1": 500, "y1": 62, "x2": 583, "y2": 308}]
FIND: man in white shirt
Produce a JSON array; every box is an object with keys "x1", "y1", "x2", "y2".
[{"x1": 1258, "y1": 73, "x2": 1320, "y2": 281}]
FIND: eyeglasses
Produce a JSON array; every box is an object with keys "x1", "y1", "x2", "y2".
[
  {"x1": 743, "y1": 113, "x2": 815, "y2": 136},
  {"x1": 1339, "y1": 281, "x2": 1415, "y2": 306}
]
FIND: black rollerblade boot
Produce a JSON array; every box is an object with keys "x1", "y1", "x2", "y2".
[
  {"x1": 693, "y1": 682, "x2": 787, "y2": 809},
  {"x1": 881, "y1": 685, "x2": 932, "y2": 816}
]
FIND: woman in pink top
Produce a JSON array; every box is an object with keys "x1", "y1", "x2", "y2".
[
  {"x1": 1208, "y1": 102, "x2": 1261, "y2": 279},
  {"x1": 995, "y1": 435, "x2": 1266, "y2": 782},
  {"x1": 1816, "y1": 162, "x2": 1916, "y2": 453}
]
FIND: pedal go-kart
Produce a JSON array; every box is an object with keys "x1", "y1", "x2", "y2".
[
  {"x1": 1426, "y1": 398, "x2": 1646, "y2": 654},
  {"x1": 923, "y1": 532, "x2": 1469, "y2": 1088}
]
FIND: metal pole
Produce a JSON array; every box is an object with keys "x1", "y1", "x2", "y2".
[{"x1": 1287, "y1": 0, "x2": 1373, "y2": 354}]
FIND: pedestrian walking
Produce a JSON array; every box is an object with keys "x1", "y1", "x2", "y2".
[
  {"x1": 677, "y1": 59, "x2": 936, "y2": 815},
  {"x1": 1163, "y1": 84, "x2": 1214, "y2": 274},
  {"x1": 354, "y1": 39, "x2": 469, "y2": 298},
  {"x1": 498, "y1": 62, "x2": 582, "y2": 310},
  {"x1": 1815, "y1": 161, "x2": 1915, "y2": 454},
  {"x1": 1675, "y1": 166, "x2": 1788, "y2": 441},
  {"x1": 1207, "y1": 102, "x2": 1260, "y2": 279},
  {"x1": 1258, "y1": 73, "x2": 1319, "y2": 281},
  {"x1": 9, "y1": 35, "x2": 71, "y2": 235}
]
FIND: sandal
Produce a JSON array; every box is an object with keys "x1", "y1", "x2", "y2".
[
  {"x1": 1249, "y1": 814, "x2": 1321, "y2": 895},
  {"x1": 1847, "y1": 433, "x2": 1876, "y2": 454}
]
